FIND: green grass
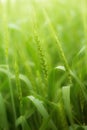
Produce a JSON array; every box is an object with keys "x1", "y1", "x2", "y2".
[{"x1": 0, "y1": 0, "x2": 87, "y2": 130}]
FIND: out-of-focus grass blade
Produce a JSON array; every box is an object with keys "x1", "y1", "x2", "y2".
[
  {"x1": 39, "y1": 109, "x2": 57, "y2": 130},
  {"x1": 16, "y1": 116, "x2": 31, "y2": 130},
  {"x1": 0, "y1": 67, "x2": 33, "y2": 90},
  {"x1": 55, "y1": 65, "x2": 66, "y2": 71},
  {"x1": 28, "y1": 95, "x2": 48, "y2": 117},
  {"x1": 69, "y1": 124, "x2": 85, "y2": 130},
  {"x1": 27, "y1": 95, "x2": 57, "y2": 130},
  {"x1": 62, "y1": 86, "x2": 73, "y2": 126},
  {"x1": 19, "y1": 74, "x2": 33, "y2": 91},
  {"x1": 0, "y1": 64, "x2": 8, "y2": 68},
  {"x1": 22, "y1": 97, "x2": 35, "y2": 119},
  {"x1": 8, "y1": 23, "x2": 21, "y2": 31},
  {"x1": 0, "y1": 67, "x2": 12, "y2": 77},
  {"x1": 0, "y1": 67, "x2": 33, "y2": 91},
  {"x1": 39, "y1": 118, "x2": 54, "y2": 130},
  {"x1": 16, "y1": 116, "x2": 24, "y2": 126},
  {"x1": 83, "y1": 126, "x2": 87, "y2": 130},
  {"x1": 48, "y1": 65, "x2": 66, "y2": 101},
  {"x1": 0, "y1": 93, "x2": 8, "y2": 130},
  {"x1": 16, "y1": 97, "x2": 36, "y2": 129},
  {"x1": 11, "y1": 74, "x2": 33, "y2": 92},
  {"x1": 77, "y1": 46, "x2": 86, "y2": 56},
  {"x1": 70, "y1": 70, "x2": 87, "y2": 101}
]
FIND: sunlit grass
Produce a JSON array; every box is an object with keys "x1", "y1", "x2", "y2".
[{"x1": 0, "y1": 0, "x2": 87, "y2": 130}]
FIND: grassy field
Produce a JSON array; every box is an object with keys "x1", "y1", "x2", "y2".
[{"x1": 0, "y1": 0, "x2": 87, "y2": 130}]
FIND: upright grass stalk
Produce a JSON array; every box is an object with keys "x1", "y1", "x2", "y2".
[
  {"x1": 79, "y1": 1, "x2": 87, "y2": 123},
  {"x1": 42, "y1": 8, "x2": 72, "y2": 85},
  {"x1": 31, "y1": 4, "x2": 48, "y2": 84},
  {"x1": 14, "y1": 43, "x2": 35, "y2": 89},
  {"x1": 14, "y1": 57, "x2": 24, "y2": 129},
  {"x1": 33, "y1": 26, "x2": 48, "y2": 84},
  {"x1": 1, "y1": 1, "x2": 16, "y2": 128},
  {"x1": 80, "y1": 0, "x2": 87, "y2": 72},
  {"x1": 57, "y1": 102, "x2": 69, "y2": 130},
  {"x1": 14, "y1": 59, "x2": 23, "y2": 115}
]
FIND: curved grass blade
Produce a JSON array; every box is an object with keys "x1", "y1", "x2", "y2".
[
  {"x1": 62, "y1": 86, "x2": 74, "y2": 126},
  {"x1": 16, "y1": 116, "x2": 31, "y2": 130},
  {"x1": 27, "y1": 95, "x2": 57, "y2": 130},
  {"x1": 48, "y1": 65, "x2": 66, "y2": 101},
  {"x1": 70, "y1": 70, "x2": 87, "y2": 102},
  {"x1": 11, "y1": 74, "x2": 33, "y2": 92},
  {"x1": 0, "y1": 67, "x2": 12, "y2": 76}
]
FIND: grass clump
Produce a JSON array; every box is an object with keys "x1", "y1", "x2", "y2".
[{"x1": 0, "y1": 0, "x2": 87, "y2": 130}]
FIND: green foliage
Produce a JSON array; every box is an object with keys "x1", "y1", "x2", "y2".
[{"x1": 0, "y1": 0, "x2": 87, "y2": 130}]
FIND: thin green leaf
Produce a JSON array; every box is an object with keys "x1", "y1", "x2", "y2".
[
  {"x1": 27, "y1": 95, "x2": 57, "y2": 130},
  {"x1": 0, "y1": 93, "x2": 8, "y2": 130},
  {"x1": 62, "y1": 86, "x2": 73, "y2": 126}
]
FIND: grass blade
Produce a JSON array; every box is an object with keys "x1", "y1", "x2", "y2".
[
  {"x1": 27, "y1": 95, "x2": 57, "y2": 130},
  {"x1": 0, "y1": 93, "x2": 8, "y2": 130}
]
